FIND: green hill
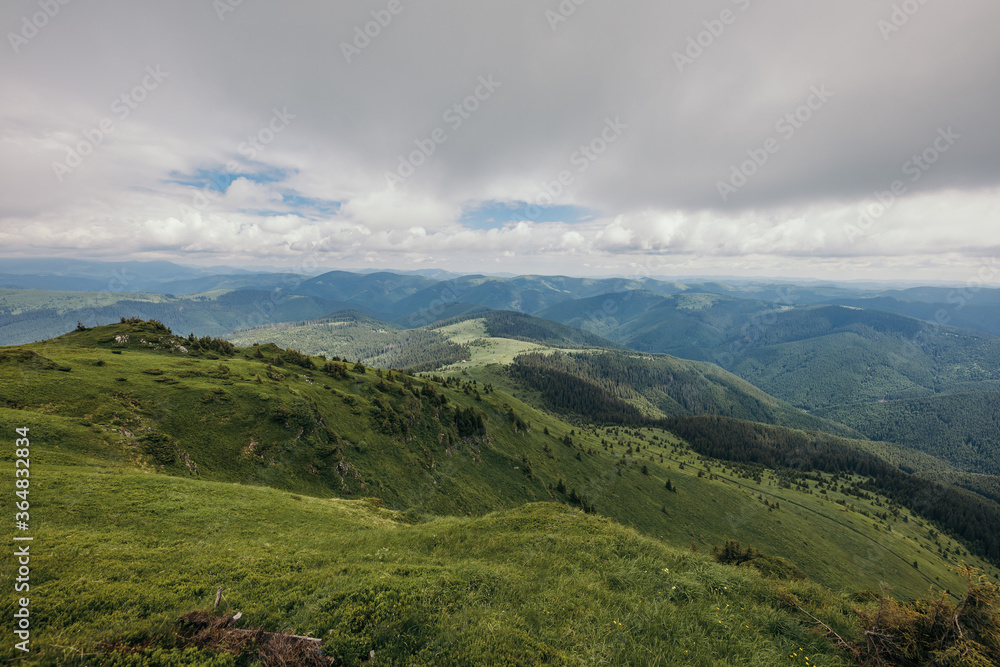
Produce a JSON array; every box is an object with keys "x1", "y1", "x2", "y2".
[
  {"x1": 825, "y1": 292, "x2": 1000, "y2": 336},
  {"x1": 726, "y1": 320, "x2": 1000, "y2": 411},
  {"x1": 6, "y1": 320, "x2": 997, "y2": 575},
  {"x1": 536, "y1": 295, "x2": 1000, "y2": 405},
  {"x1": 418, "y1": 311, "x2": 1000, "y2": 541},
  {"x1": 0, "y1": 477, "x2": 898, "y2": 666},
  {"x1": 422, "y1": 311, "x2": 853, "y2": 435},
  {"x1": 226, "y1": 310, "x2": 620, "y2": 375},
  {"x1": 3, "y1": 319, "x2": 1000, "y2": 664}
]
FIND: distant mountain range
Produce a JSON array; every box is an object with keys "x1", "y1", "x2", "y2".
[{"x1": 2, "y1": 257, "x2": 996, "y2": 326}]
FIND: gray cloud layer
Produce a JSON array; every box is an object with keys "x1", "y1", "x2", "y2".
[{"x1": 1, "y1": 0, "x2": 998, "y2": 280}]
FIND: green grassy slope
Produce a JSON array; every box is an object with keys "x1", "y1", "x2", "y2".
[
  {"x1": 2, "y1": 321, "x2": 995, "y2": 595},
  {"x1": 423, "y1": 313, "x2": 856, "y2": 437},
  {"x1": 0, "y1": 473, "x2": 869, "y2": 666},
  {"x1": 3, "y1": 320, "x2": 1000, "y2": 664}
]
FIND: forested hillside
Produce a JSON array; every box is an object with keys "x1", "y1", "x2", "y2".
[
  {"x1": 4, "y1": 319, "x2": 996, "y2": 582},
  {"x1": 659, "y1": 416, "x2": 1000, "y2": 563},
  {"x1": 4, "y1": 269, "x2": 1000, "y2": 575},
  {"x1": 508, "y1": 349, "x2": 851, "y2": 434},
  {"x1": 536, "y1": 290, "x2": 772, "y2": 357},
  {"x1": 816, "y1": 392, "x2": 1000, "y2": 475},
  {"x1": 503, "y1": 351, "x2": 1000, "y2": 564}
]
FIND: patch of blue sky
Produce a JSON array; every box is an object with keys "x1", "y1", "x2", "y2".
[
  {"x1": 237, "y1": 193, "x2": 342, "y2": 218},
  {"x1": 165, "y1": 165, "x2": 290, "y2": 193},
  {"x1": 460, "y1": 200, "x2": 598, "y2": 230},
  {"x1": 281, "y1": 193, "x2": 342, "y2": 215}
]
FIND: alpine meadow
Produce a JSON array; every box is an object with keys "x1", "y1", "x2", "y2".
[{"x1": 3, "y1": 1, "x2": 1000, "y2": 665}]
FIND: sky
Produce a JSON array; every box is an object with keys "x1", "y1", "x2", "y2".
[{"x1": 1, "y1": 0, "x2": 998, "y2": 283}]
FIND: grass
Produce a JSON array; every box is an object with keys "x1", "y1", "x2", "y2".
[
  {"x1": 1, "y1": 468, "x2": 863, "y2": 666},
  {"x1": 2, "y1": 323, "x2": 995, "y2": 595},
  {"x1": 1, "y1": 320, "x2": 999, "y2": 663}
]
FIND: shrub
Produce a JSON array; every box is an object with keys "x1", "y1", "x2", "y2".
[
  {"x1": 140, "y1": 433, "x2": 176, "y2": 466},
  {"x1": 712, "y1": 539, "x2": 805, "y2": 581},
  {"x1": 853, "y1": 565, "x2": 1000, "y2": 666}
]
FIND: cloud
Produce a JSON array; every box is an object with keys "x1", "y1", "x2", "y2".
[{"x1": 0, "y1": 0, "x2": 998, "y2": 281}]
